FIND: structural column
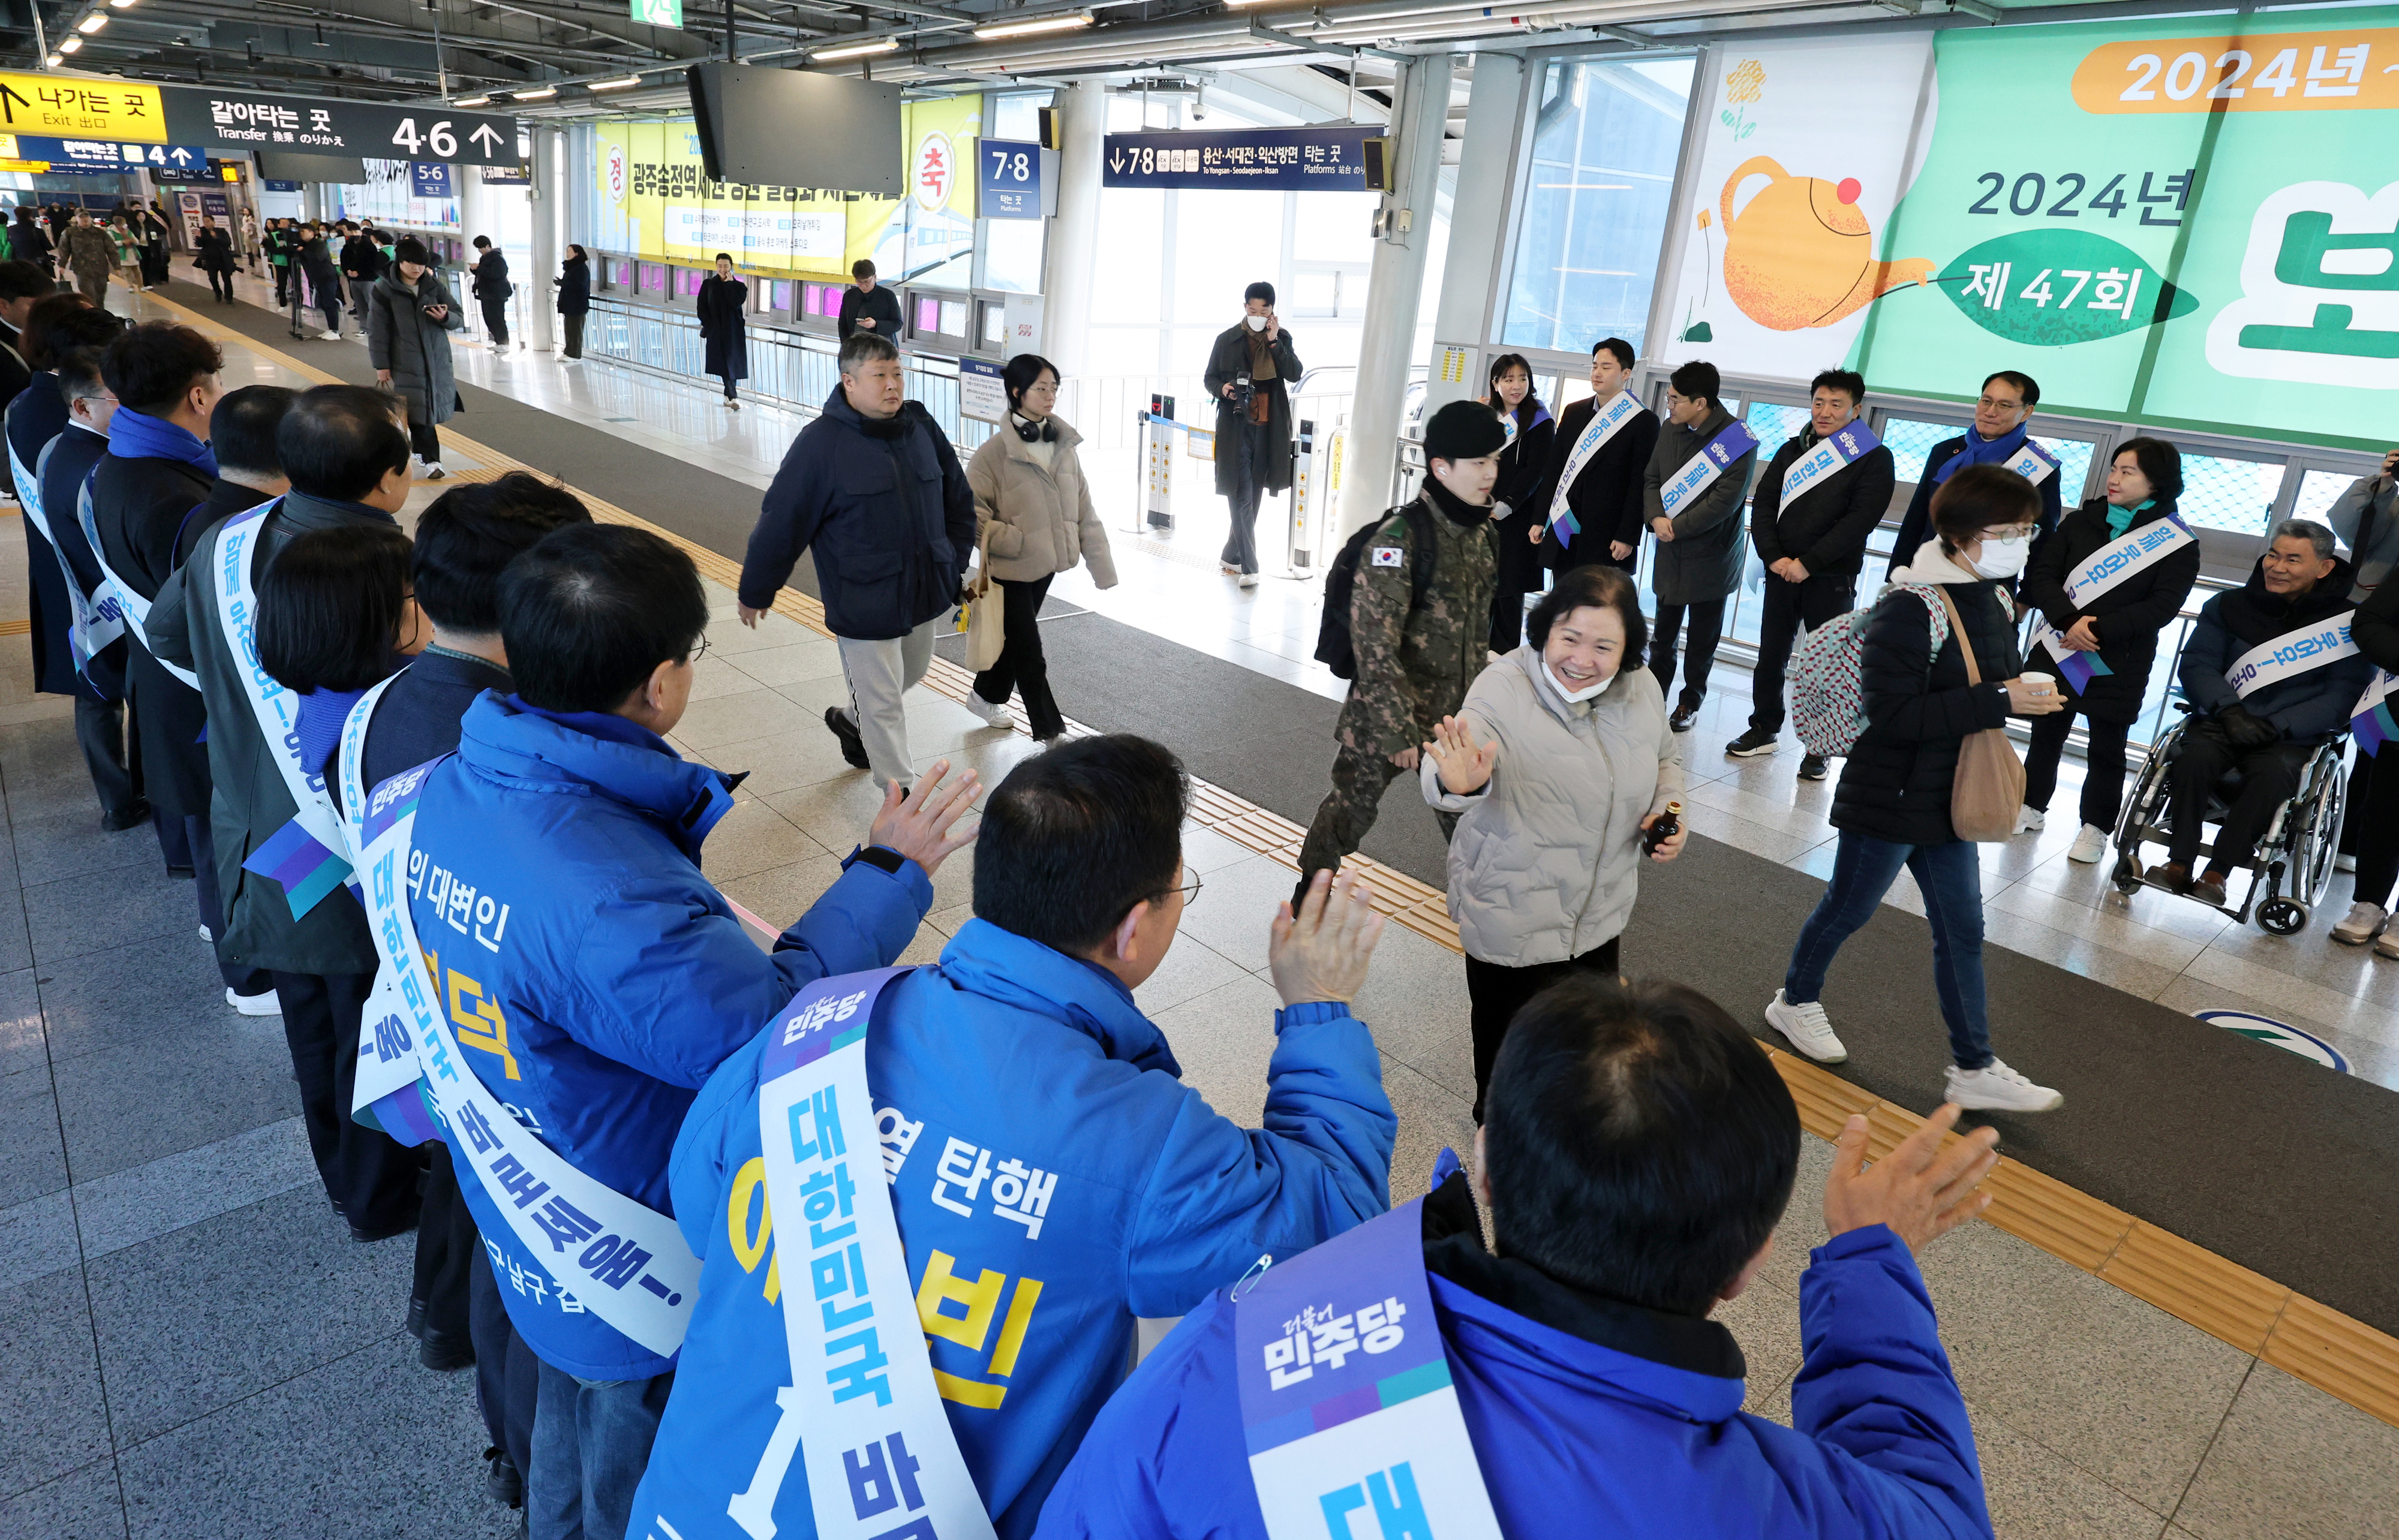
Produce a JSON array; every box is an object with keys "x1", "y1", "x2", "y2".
[
  {"x1": 525, "y1": 137, "x2": 560, "y2": 352},
  {"x1": 1338, "y1": 53, "x2": 1453, "y2": 539},
  {"x1": 1041, "y1": 79, "x2": 1105, "y2": 380},
  {"x1": 1421, "y1": 55, "x2": 1525, "y2": 419}
]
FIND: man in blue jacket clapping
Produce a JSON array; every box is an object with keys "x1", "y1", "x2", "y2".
[
  {"x1": 407, "y1": 523, "x2": 979, "y2": 1540},
  {"x1": 1038, "y1": 974, "x2": 2003, "y2": 1540},
  {"x1": 629, "y1": 735, "x2": 1400, "y2": 1540}
]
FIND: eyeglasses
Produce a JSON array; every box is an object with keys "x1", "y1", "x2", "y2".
[
  {"x1": 688, "y1": 634, "x2": 713, "y2": 665},
  {"x1": 1160, "y1": 873, "x2": 1203, "y2": 908}
]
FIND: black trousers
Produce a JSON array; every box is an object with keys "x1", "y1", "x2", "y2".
[
  {"x1": 469, "y1": 1243, "x2": 540, "y2": 1493},
  {"x1": 190, "y1": 816, "x2": 272, "y2": 996},
  {"x1": 2349, "y1": 750, "x2": 2399, "y2": 909},
  {"x1": 2166, "y1": 728, "x2": 2319, "y2": 875},
  {"x1": 271, "y1": 968, "x2": 422, "y2": 1236},
  {"x1": 1750, "y1": 571, "x2": 1858, "y2": 735},
  {"x1": 272, "y1": 263, "x2": 288, "y2": 304},
  {"x1": 408, "y1": 417, "x2": 441, "y2": 465},
  {"x1": 413, "y1": 1140, "x2": 475, "y2": 1345},
  {"x1": 1651, "y1": 599, "x2": 1727, "y2": 711},
  {"x1": 714, "y1": 371, "x2": 739, "y2": 402},
  {"x1": 205, "y1": 267, "x2": 233, "y2": 302},
  {"x1": 1464, "y1": 940, "x2": 1621, "y2": 1121},
  {"x1": 73, "y1": 692, "x2": 139, "y2": 822},
  {"x1": 480, "y1": 295, "x2": 510, "y2": 345},
  {"x1": 562, "y1": 312, "x2": 585, "y2": 359},
  {"x1": 973, "y1": 574, "x2": 1065, "y2": 739},
  {"x1": 2024, "y1": 709, "x2": 2134, "y2": 832}
]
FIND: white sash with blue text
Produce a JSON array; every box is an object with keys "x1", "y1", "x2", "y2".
[
  {"x1": 2032, "y1": 513, "x2": 2196, "y2": 674},
  {"x1": 1779, "y1": 420, "x2": 1883, "y2": 507},
  {"x1": 725, "y1": 967, "x2": 996, "y2": 1540},
  {"x1": 214, "y1": 500, "x2": 352, "y2": 874},
  {"x1": 16, "y1": 432, "x2": 125, "y2": 668},
  {"x1": 2226, "y1": 616, "x2": 2359, "y2": 700},
  {"x1": 1658, "y1": 420, "x2": 1761, "y2": 519},
  {"x1": 335, "y1": 677, "x2": 434, "y2": 1124},
  {"x1": 2003, "y1": 438, "x2": 2060, "y2": 488},
  {"x1": 75, "y1": 464, "x2": 198, "y2": 688},
  {"x1": 1544, "y1": 389, "x2": 1643, "y2": 534},
  {"x1": 345, "y1": 733, "x2": 702, "y2": 1358}
]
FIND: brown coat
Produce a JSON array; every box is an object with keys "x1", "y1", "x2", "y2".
[{"x1": 967, "y1": 416, "x2": 1117, "y2": 588}]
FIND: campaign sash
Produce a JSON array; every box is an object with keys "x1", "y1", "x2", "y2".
[
  {"x1": 2003, "y1": 437, "x2": 2060, "y2": 487},
  {"x1": 731, "y1": 967, "x2": 997, "y2": 1540},
  {"x1": 1237, "y1": 1198, "x2": 1502, "y2": 1540},
  {"x1": 1657, "y1": 420, "x2": 1761, "y2": 520},
  {"x1": 215, "y1": 501, "x2": 354, "y2": 919},
  {"x1": 347, "y1": 736, "x2": 702, "y2": 1358},
  {"x1": 1544, "y1": 390, "x2": 1642, "y2": 548},
  {"x1": 2354, "y1": 669, "x2": 2399, "y2": 756},
  {"x1": 2033, "y1": 513, "x2": 2196, "y2": 693},
  {"x1": 2226, "y1": 616, "x2": 2358, "y2": 700},
  {"x1": 16, "y1": 432, "x2": 125, "y2": 674},
  {"x1": 335, "y1": 675, "x2": 440, "y2": 1141},
  {"x1": 1778, "y1": 420, "x2": 1883, "y2": 507},
  {"x1": 73, "y1": 462, "x2": 199, "y2": 690}
]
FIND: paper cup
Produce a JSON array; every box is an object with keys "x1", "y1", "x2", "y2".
[{"x1": 2021, "y1": 672, "x2": 2055, "y2": 695}]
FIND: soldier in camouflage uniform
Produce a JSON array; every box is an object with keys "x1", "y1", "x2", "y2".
[{"x1": 1296, "y1": 401, "x2": 1508, "y2": 899}]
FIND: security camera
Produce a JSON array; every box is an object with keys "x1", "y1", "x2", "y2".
[{"x1": 1192, "y1": 84, "x2": 1206, "y2": 119}]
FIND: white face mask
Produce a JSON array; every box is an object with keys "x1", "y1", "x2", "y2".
[
  {"x1": 1969, "y1": 533, "x2": 2031, "y2": 580},
  {"x1": 1245, "y1": 313, "x2": 1269, "y2": 332},
  {"x1": 1540, "y1": 657, "x2": 1608, "y2": 703}
]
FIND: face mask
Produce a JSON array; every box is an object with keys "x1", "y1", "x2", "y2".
[
  {"x1": 1541, "y1": 657, "x2": 1609, "y2": 703},
  {"x1": 1245, "y1": 314, "x2": 1268, "y2": 332},
  {"x1": 1970, "y1": 534, "x2": 2030, "y2": 580}
]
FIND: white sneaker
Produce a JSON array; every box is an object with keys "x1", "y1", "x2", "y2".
[
  {"x1": 319, "y1": 329, "x2": 342, "y2": 341},
  {"x1": 422, "y1": 463, "x2": 448, "y2": 480},
  {"x1": 1945, "y1": 1057, "x2": 2063, "y2": 1112},
  {"x1": 1237, "y1": 572, "x2": 1260, "y2": 588},
  {"x1": 2332, "y1": 901, "x2": 2389, "y2": 946},
  {"x1": 2067, "y1": 824, "x2": 2109, "y2": 864},
  {"x1": 1763, "y1": 989, "x2": 1848, "y2": 1063},
  {"x1": 962, "y1": 692, "x2": 1010, "y2": 727},
  {"x1": 2014, "y1": 806, "x2": 2045, "y2": 834},
  {"x1": 198, "y1": 924, "x2": 212, "y2": 945},
  {"x1": 226, "y1": 985, "x2": 281, "y2": 1017}
]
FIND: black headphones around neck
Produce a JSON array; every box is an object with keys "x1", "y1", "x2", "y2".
[{"x1": 1012, "y1": 412, "x2": 1056, "y2": 444}]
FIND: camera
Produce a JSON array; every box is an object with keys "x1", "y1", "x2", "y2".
[{"x1": 1232, "y1": 372, "x2": 1255, "y2": 413}]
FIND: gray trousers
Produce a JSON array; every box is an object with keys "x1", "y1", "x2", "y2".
[{"x1": 837, "y1": 616, "x2": 943, "y2": 790}]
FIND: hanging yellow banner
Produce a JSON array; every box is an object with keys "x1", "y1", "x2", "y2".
[
  {"x1": 591, "y1": 118, "x2": 900, "y2": 277},
  {"x1": 0, "y1": 73, "x2": 169, "y2": 142}
]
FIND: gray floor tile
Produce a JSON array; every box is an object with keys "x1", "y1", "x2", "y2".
[
  {"x1": 693, "y1": 796, "x2": 832, "y2": 885},
  {"x1": 52, "y1": 1022, "x2": 300, "y2": 1185},
  {"x1": 1162, "y1": 852, "x2": 1292, "y2": 976},
  {"x1": 696, "y1": 723, "x2": 863, "y2": 800},
  {"x1": 73, "y1": 1116, "x2": 317, "y2": 1261},
  {"x1": 0, "y1": 1457, "x2": 126, "y2": 1539},
  {"x1": 1345, "y1": 921, "x2": 1475, "y2": 1103},
  {"x1": 2173, "y1": 1362, "x2": 2399, "y2": 1540},
  {"x1": 0, "y1": 1187, "x2": 79, "y2": 1289},
  {"x1": 0, "y1": 1060, "x2": 67, "y2": 1210},
  {"x1": 716, "y1": 852, "x2": 845, "y2": 936},
  {"x1": 113, "y1": 1334, "x2": 516, "y2": 1540},
  {"x1": 0, "y1": 965, "x2": 46, "y2": 1076},
  {"x1": 760, "y1": 772, "x2": 892, "y2": 853},
  {"x1": 8, "y1": 804, "x2": 161, "y2": 889},
  {"x1": 1378, "y1": 1052, "x2": 1474, "y2": 1210},
  {"x1": 1973, "y1": 1405, "x2": 2176, "y2": 1536},
  {"x1": 1129, "y1": 934, "x2": 1253, "y2": 1018},
  {"x1": 1713, "y1": 1280, "x2": 1805, "y2": 1421},
  {"x1": 1149, "y1": 970, "x2": 1285, "y2": 1126},
  {"x1": 31, "y1": 930, "x2": 229, "y2": 1066},
  {"x1": 20, "y1": 865, "x2": 193, "y2": 967},
  {"x1": 85, "y1": 1185, "x2": 413, "y2": 1447},
  {"x1": 0, "y1": 1268, "x2": 114, "y2": 1498}
]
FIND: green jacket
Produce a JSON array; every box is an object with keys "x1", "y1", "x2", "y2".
[{"x1": 1335, "y1": 489, "x2": 1498, "y2": 759}]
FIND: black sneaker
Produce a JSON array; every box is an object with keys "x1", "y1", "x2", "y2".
[
  {"x1": 1724, "y1": 729, "x2": 1779, "y2": 759},
  {"x1": 823, "y1": 706, "x2": 870, "y2": 770},
  {"x1": 1798, "y1": 753, "x2": 1830, "y2": 781},
  {"x1": 483, "y1": 1446, "x2": 524, "y2": 1509},
  {"x1": 101, "y1": 799, "x2": 151, "y2": 832},
  {"x1": 1669, "y1": 702, "x2": 1700, "y2": 734},
  {"x1": 418, "y1": 1327, "x2": 476, "y2": 1373}
]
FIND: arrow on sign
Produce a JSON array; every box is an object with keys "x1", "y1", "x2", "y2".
[
  {"x1": 1108, "y1": 150, "x2": 1125, "y2": 173},
  {"x1": 170, "y1": 147, "x2": 192, "y2": 164},
  {"x1": 0, "y1": 82, "x2": 26, "y2": 126},
  {"x1": 468, "y1": 124, "x2": 503, "y2": 154}
]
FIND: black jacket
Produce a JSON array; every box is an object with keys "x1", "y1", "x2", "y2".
[
  {"x1": 1490, "y1": 404, "x2": 1556, "y2": 591},
  {"x1": 1204, "y1": 321, "x2": 1303, "y2": 497},
  {"x1": 194, "y1": 227, "x2": 236, "y2": 274},
  {"x1": 557, "y1": 255, "x2": 591, "y2": 315},
  {"x1": 90, "y1": 449, "x2": 217, "y2": 823},
  {"x1": 697, "y1": 275, "x2": 748, "y2": 381},
  {"x1": 31, "y1": 422, "x2": 120, "y2": 701},
  {"x1": 471, "y1": 248, "x2": 512, "y2": 302},
  {"x1": 11, "y1": 218, "x2": 51, "y2": 267},
  {"x1": 2355, "y1": 563, "x2": 2399, "y2": 675},
  {"x1": 1832, "y1": 560, "x2": 2021, "y2": 847},
  {"x1": 2021, "y1": 497, "x2": 2201, "y2": 724},
  {"x1": 361, "y1": 647, "x2": 512, "y2": 789},
  {"x1": 1526, "y1": 395, "x2": 1658, "y2": 569},
  {"x1": 1751, "y1": 431, "x2": 1898, "y2": 579},
  {"x1": 837, "y1": 282, "x2": 903, "y2": 341},
  {"x1": 740, "y1": 387, "x2": 975, "y2": 640},
  {"x1": 339, "y1": 234, "x2": 387, "y2": 282},
  {"x1": 0, "y1": 318, "x2": 28, "y2": 418},
  {"x1": 1887, "y1": 435, "x2": 2064, "y2": 579},
  {"x1": 2179, "y1": 556, "x2": 2368, "y2": 742}
]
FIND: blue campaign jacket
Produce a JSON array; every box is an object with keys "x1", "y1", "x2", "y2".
[
  {"x1": 2178, "y1": 557, "x2": 2369, "y2": 741},
  {"x1": 1036, "y1": 1217, "x2": 1992, "y2": 1540},
  {"x1": 410, "y1": 691, "x2": 932, "y2": 1380},
  {"x1": 627, "y1": 917, "x2": 1398, "y2": 1540}
]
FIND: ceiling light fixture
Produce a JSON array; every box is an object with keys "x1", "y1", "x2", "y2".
[
  {"x1": 109, "y1": 0, "x2": 139, "y2": 9},
  {"x1": 512, "y1": 85, "x2": 558, "y2": 99},
  {"x1": 58, "y1": 36, "x2": 83, "y2": 51},
  {"x1": 77, "y1": 14, "x2": 108, "y2": 32},
  {"x1": 44, "y1": 53, "x2": 60, "y2": 65},
  {"x1": 811, "y1": 37, "x2": 899, "y2": 60},
  {"x1": 454, "y1": 95, "x2": 491, "y2": 107},
  {"x1": 972, "y1": 11, "x2": 1091, "y2": 39},
  {"x1": 588, "y1": 75, "x2": 643, "y2": 90}
]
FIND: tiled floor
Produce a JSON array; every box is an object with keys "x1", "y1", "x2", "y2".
[{"x1": 2, "y1": 291, "x2": 2390, "y2": 1536}]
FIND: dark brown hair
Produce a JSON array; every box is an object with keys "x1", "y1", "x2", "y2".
[{"x1": 1527, "y1": 563, "x2": 1648, "y2": 667}]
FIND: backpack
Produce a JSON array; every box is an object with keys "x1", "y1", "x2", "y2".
[
  {"x1": 1314, "y1": 500, "x2": 1439, "y2": 682},
  {"x1": 1789, "y1": 582, "x2": 1951, "y2": 757}
]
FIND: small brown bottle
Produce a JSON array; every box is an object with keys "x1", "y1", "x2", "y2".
[{"x1": 1643, "y1": 800, "x2": 1683, "y2": 855}]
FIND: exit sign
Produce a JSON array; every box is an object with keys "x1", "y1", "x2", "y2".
[{"x1": 632, "y1": 0, "x2": 681, "y2": 26}]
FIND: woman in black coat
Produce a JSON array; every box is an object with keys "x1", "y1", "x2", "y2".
[
  {"x1": 556, "y1": 244, "x2": 590, "y2": 360},
  {"x1": 695, "y1": 252, "x2": 748, "y2": 409},
  {"x1": 1767, "y1": 464, "x2": 2069, "y2": 1115},
  {"x1": 1483, "y1": 351, "x2": 1555, "y2": 651},
  {"x1": 192, "y1": 218, "x2": 237, "y2": 302},
  {"x1": 2017, "y1": 437, "x2": 2199, "y2": 860}
]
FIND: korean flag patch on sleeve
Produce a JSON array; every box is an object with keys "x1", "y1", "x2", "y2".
[{"x1": 1370, "y1": 547, "x2": 1405, "y2": 568}]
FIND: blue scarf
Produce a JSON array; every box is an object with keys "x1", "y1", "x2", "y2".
[
  {"x1": 106, "y1": 405, "x2": 219, "y2": 478},
  {"x1": 2106, "y1": 496, "x2": 2155, "y2": 539},
  {"x1": 1931, "y1": 422, "x2": 2028, "y2": 486}
]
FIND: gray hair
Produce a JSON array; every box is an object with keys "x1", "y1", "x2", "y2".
[
  {"x1": 838, "y1": 332, "x2": 899, "y2": 375},
  {"x1": 2271, "y1": 519, "x2": 2336, "y2": 561}
]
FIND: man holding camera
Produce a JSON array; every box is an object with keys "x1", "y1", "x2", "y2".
[{"x1": 1205, "y1": 281, "x2": 1301, "y2": 587}]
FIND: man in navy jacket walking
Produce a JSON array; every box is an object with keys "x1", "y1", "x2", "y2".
[{"x1": 738, "y1": 330, "x2": 975, "y2": 793}]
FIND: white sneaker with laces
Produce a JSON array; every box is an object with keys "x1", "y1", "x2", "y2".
[
  {"x1": 2014, "y1": 806, "x2": 2045, "y2": 834},
  {"x1": 422, "y1": 463, "x2": 448, "y2": 480},
  {"x1": 2332, "y1": 901, "x2": 2388, "y2": 945},
  {"x1": 319, "y1": 329, "x2": 342, "y2": 341},
  {"x1": 1238, "y1": 572, "x2": 1261, "y2": 588},
  {"x1": 962, "y1": 693, "x2": 1010, "y2": 727},
  {"x1": 226, "y1": 986, "x2": 281, "y2": 1017},
  {"x1": 1763, "y1": 989, "x2": 1848, "y2": 1063},
  {"x1": 2067, "y1": 823, "x2": 2109, "y2": 864},
  {"x1": 1945, "y1": 1057, "x2": 2063, "y2": 1112},
  {"x1": 198, "y1": 924, "x2": 212, "y2": 945}
]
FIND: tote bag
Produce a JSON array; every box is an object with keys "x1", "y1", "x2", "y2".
[
  {"x1": 1935, "y1": 588, "x2": 2024, "y2": 842},
  {"x1": 962, "y1": 520, "x2": 1006, "y2": 673}
]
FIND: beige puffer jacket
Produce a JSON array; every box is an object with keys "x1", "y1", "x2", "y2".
[
  {"x1": 966, "y1": 416, "x2": 1118, "y2": 587},
  {"x1": 1421, "y1": 647, "x2": 1684, "y2": 966}
]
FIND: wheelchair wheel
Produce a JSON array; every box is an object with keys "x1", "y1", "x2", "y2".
[{"x1": 2257, "y1": 897, "x2": 2309, "y2": 936}]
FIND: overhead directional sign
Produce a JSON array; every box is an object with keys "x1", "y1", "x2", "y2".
[
  {"x1": 0, "y1": 73, "x2": 168, "y2": 142},
  {"x1": 160, "y1": 85, "x2": 519, "y2": 166},
  {"x1": 1102, "y1": 127, "x2": 1373, "y2": 192},
  {"x1": 978, "y1": 136, "x2": 1045, "y2": 219},
  {"x1": 2, "y1": 136, "x2": 209, "y2": 173}
]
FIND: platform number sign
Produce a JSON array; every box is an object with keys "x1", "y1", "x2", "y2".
[
  {"x1": 388, "y1": 116, "x2": 504, "y2": 161},
  {"x1": 979, "y1": 136, "x2": 1043, "y2": 220}
]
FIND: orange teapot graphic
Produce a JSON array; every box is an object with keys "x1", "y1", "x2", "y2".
[{"x1": 1715, "y1": 157, "x2": 1931, "y2": 331}]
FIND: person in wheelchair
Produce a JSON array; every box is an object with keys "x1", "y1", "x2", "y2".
[{"x1": 2151, "y1": 521, "x2": 2368, "y2": 908}]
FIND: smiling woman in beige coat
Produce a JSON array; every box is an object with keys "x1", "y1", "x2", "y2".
[
  {"x1": 1421, "y1": 563, "x2": 1686, "y2": 1119},
  {"x1": 961, "y1": 354, "x2": 1117, "y2": 745}
]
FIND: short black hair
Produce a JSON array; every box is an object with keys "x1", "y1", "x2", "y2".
[
  {"x1": 473, "y1": 235, "x2": 491, "y2": 248},
  {"x1": 1591, "y1": 336, "x2": 1635, "y2": 371},
  {"x1": 414, "y1": 473, "x2": 593, "y2": 633},
  {"x1": 1810, "y1": 368, "x2": 1866, "y2": 408},
  {"x1": 853, "y1": 258, "x2": 877, "y2": 280},
  {"x1": 211, "y1": 386, "x2": 297, "y2": 478},
  {"x1": 0, "y1": 260, "x2": 56, "y2": 304},
  {"x1": 255, "y1": 524, "x2": 416, "y2": 694},
  {"x1": 101, "y1": 323, "x2": 223, "y2": 415},
  {"x1": 840, "y1": 331, "x2": 899, "y2": 372},
  {"x1": 278, "y1": 384, "x2": 411, "y2": 503},
  {"x1": 500, "y1": 524, "x2": 708, "y2": 712},
  {"x1": 1981, "y1": 370, "x2": 2039, "y2": 410},
  {"x1": 1484, "y1": 974, "x2": 1802, "y2": 1317},
  {"x1": 56, "y1": 345, "x2": 109, "y2": 405},
  {"x1": 1002, "y1": 353, "x2": 1057, "y2": 411},
  {"x1": 1931, "y1": 464, "x2": 2040, "y2": 553},
  {"x1": 23, "y1": 295, "x2": 116, "y2": 372},
  {"x1": 2113, "y1": 435, "x2": 2183, "y2": 502},
  {"x1": 973, "y1": 735, "x2": 1188, "y2": 954},
  {"x1": 714, "y1": 251, "x2": 733, "y2": 264},
  {"x1": 393, "y1": 237, "x2": 431, "y2": 266},
  {"x1": 1527, "y1": 563, "x2": 1647, "y2": 667},
  {"x1": 1667, "y1": 359, "x2": 1722, "y2": 411}
]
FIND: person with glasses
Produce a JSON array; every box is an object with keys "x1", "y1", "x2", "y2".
[
  {"x1": 1886, "y1": 370, "x2": 2061, "y2": 579},
  {"x1": 630, "y1": 734, "x2": 1400, "y2": 1540}
]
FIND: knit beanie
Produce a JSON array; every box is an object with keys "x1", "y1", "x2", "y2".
[{"x1": 1422, "y1": 399, "x2": 1508, "y2": 464}]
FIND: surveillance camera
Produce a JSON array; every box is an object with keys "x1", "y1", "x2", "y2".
[{"x1": 1193, "y1": 85, "x2": 1207, "y2": 119}]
